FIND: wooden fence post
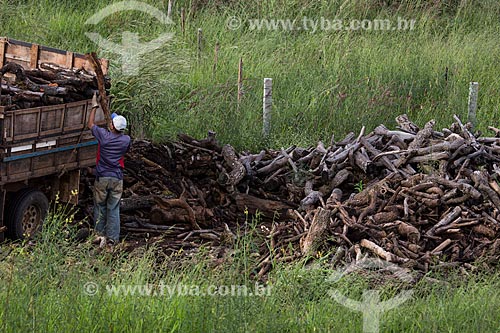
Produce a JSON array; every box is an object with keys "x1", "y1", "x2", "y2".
[
  {"x1": 167, "y1": 0, "x2": 173, "y2": 21},
  {"x1": 180, "y1": 8, "x2": 186, "y2": 35},
  {"x1": 197, "y1": 28, "x2": 203, "y2": 61},
  {"x1": 0, "y1": 37, "x2": 6, "y2": 68},
  {"x1": 237, "y1": 57, "x2": 243, "y2": 105},
  {"x1": 212, "y1": 42, "x2": 220, "y2": 77},
  {"x1": 263, "y1": 78, "x2": 272, "y2": 138},
  {"x1": 468, "y1": 82, "x2": 479, "y2": 130}
]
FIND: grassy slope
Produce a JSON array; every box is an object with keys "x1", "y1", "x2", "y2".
[
  {"x1": 1, "y1": 0, "x2": 499, "y2": 149},
  {"x1": 2, "y1": 217, "x2": 500, "y2": 333},
  {"x1": 2, "y1": 1, "x2": 500, "y2": 332}
]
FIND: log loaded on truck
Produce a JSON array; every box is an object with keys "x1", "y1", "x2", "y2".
[{"x1": 0, "y1": 37, "x2": 107, "y2": 241}]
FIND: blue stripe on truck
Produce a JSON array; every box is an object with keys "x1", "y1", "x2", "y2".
[{"x1": 3, "y1": 140, "x2": 98, "y2": 162}]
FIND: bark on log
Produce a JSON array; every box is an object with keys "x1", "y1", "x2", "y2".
[
  {"x1": 221, "y1": 144, "x2": 246, "y2": 191},
  {"x1": 300, "y1": 208, "x2": 331, "y2": 256},
  {"x1": 153, "y1": 196, "x2": 201, "y2": 230},
  {"x1": 120, "y1": 195, "x2": 156, "y2": 212},
  {"x1": 235, "y1": 193, "x2": 294, "y2": 219},
  {"x1": 86, "y1": 52, "x2": 111, "y2": 124},
  {"x1": 360, "y1": 239, "x2": 408, "y2": 263}
]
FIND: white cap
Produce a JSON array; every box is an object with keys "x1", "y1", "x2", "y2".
[{"x1": 112, "y1": 115, "x2": 127, "y2": 131}]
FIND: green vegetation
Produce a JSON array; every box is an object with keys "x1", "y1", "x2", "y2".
[
  {"x1": 2, "y1": 212, "x2": 500, "y2": 332},
  {"x1": 1, "y1": 0, "x2": 499, "y2": 149},
  {"x1": 2, "y1": 1, "x2": 500, "y2": 331}
]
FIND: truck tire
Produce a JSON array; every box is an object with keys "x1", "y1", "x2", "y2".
[{"x1": 6, "y1": 189, "x2": 49, "y2": 239}]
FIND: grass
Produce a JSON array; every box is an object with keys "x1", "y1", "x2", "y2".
[
  {"x1": 1, "y1": 0, "x2": 499, "y2": 149},
  {"x1": 2, "y1": 212, "x2": 500, "y2": 332},
  {"x1": 1, "y1": 1, "x2": 500, "y2": 331}
]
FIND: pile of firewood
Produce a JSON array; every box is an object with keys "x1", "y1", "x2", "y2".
[
  {"x1": 0, "y1": 62, "x2": 109, "y2": 110},
  {"x1": 80, "y1": 114, "x2": 500, "y2": 275}
]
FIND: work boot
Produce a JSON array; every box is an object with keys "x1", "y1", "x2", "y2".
[
  {"x1": 106, "y1": 238, "x2": 121, "y2": 253},
  {"x1": 91, "y1": 235, "x2": 107, "y2": 248},
  {"x1": 99, "y1": 237, "x2": 107, "y2": 248}
]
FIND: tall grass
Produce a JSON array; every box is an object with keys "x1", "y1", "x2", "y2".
[
  {"x1": 2, "y1": 211, "x2": 500, "y2": 332},
  {"x1": 1, "y1": 2, "x2": 500, "y2": 331},
  {"x1": 0, "y1": 0, "x2": 498, "y2": 149}
]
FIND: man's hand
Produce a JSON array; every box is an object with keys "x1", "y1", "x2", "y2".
[
  {"x1": 88, "y1": 94, "x2": 98, "y2": 129},
  {"x1": 92, "y1": 92, "x2": 100, "y2": 109}
]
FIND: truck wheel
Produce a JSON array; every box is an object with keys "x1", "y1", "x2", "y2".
[{"x1": 6, "y1": 189, "x2": 49, "y2": 239}]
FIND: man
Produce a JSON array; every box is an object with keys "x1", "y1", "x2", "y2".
[{"x1": 87, "y1": 93, "x2": 131, "y2": 246}]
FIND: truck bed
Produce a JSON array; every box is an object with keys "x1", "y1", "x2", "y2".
[{"x1": 0, "y1": 38, "x2": 107, "y2": 185}]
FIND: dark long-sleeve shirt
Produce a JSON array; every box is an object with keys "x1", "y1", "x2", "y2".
[{"x1": 91, "y1": 125, "x2": 131, "y2": 180}]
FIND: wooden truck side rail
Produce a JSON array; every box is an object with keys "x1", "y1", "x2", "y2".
[
  {"x1": 0, "y1": 100, "x2": 104, "y2": 184},
  {"x1": 0, "y1": 37, "x2": 107, "y2": 184},
  {"x1": 0, "y1": 37, "x2": 108, "y2": 75}
]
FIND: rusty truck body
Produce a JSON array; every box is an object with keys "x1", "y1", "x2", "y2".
[{"x1": 0, "y1": 37, "x2": 106, "y2": 240}]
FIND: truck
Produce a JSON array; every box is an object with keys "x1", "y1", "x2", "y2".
[{"x1": 0, "y1": 37, "x2": 107, "y2": 241}]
